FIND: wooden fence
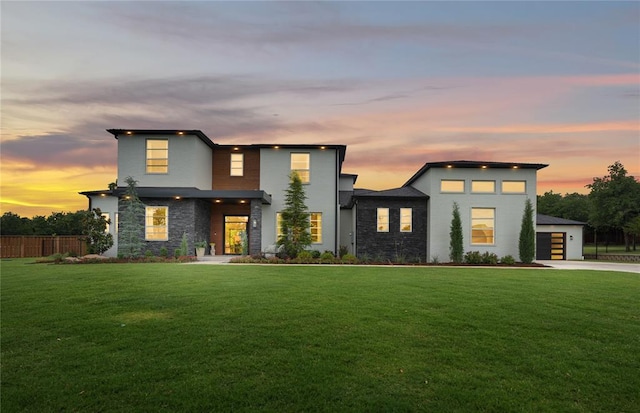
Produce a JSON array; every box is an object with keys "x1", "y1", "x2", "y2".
[{"x1": 0, "y1": 236, "x2": 87, "y2": 258}]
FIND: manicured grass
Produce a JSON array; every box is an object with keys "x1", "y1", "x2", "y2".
[
  {"x1": 583, "y1": 244, "x2": 640, "y2": 255},
  {"x1": 2, "y1": 260, "x2": 639, "y2": 412}
]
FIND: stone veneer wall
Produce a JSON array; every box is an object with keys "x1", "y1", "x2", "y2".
[
  {"x1": 249, "y1": 199, "x2": 262, "y2": 256},
  {"x1": 130, "y1": 198, "x2": 211, "y2": 256},
  {"x1": 355, "y1": 198, "x2": 427, "y2": 262}
]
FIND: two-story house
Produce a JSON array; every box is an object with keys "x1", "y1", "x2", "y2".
[
  {"x1": 82, "y1": 129, "x2": 553, "y2": 261},
  {"x1": 82, "y1": 129, "x2": 345, "y2": 258}
]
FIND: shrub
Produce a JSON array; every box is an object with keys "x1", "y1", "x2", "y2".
[
  {"x1": 174, "y1": 249, "x2": 181, "y2": 258},
  {"x1": 464, "y1": 251, "x2": 483, "y2": 264},
  {"x1": 310, "y1": 250, "x2": 321, "y2": 259},
  {"x1": 338, "y1": 245, "x2": 349, "y2": 258},
  {"x1": 145, "y1": 250, "x2": 154, "y2": 258},
  {"x1": 449, "y1": 202, "x2": 464, "y2": 263},
  {"x1": 519, "y1": 198, "x2": 535, "y2": 264},
  {"x1": 296, "y1": 250, "x2": 315, "y2": 263},
  {"x1": 500, "y1": 255, "x2": 516, "y2": 265},
  {"x1": 341, "y1": 253, "x2": 358, "y2": 264},
  {"x1": 159, "y1": 247, "x2": 168, "y2": 258},
  {"x1": 431, "y1": 255, "x2": 440, "y2": 264},
  {"x1": 320, "y1": 251, "x2": 335, "y2": 263},
  {"x1": 481, "y1": 251, "x2": 498, "y2": 265}
]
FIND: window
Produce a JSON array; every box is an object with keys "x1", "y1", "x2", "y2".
[
  {"x1": 145, "y1": 206, "x2": 168, "y2": 240},
  {"x1": 230, "y1": 153, "x2": 244, "y2": 176},
  {"x1": 276, "y1": 212, "x2": 284, "y2": 240},
  {"x1": 146, "y1": 139, "x2": 168, "y2": 173},
  {"x1": 441, "y1": 180, "x2": 465, "y2": 193},
  {"x1": 377, "y1": 208, "x2": 389, "y2": 232},
  {"x1": 101, "y1": 213, "x2": 110, "y2": 233},
  {"x1": 400, "y1": 208, "x2": 412, "y2": 232},
  {"x1": 471, "y1": 208, "x2": 495, "y2": 245},
  {"x1": 277, "y1": 212, "x2": 322, "y2": 243},
  {"x1": 291, "y1": 153, "x2": 310, "y2": 183},
  {"x1": 502, "y1": 180, "x2": 526, "y2": 193},
  {"x1": 310, "y1": 212, "x2": 322, "y2": 243},
  {"x1": 472, "y1": 180, "x2": 495, "y2": 193}
]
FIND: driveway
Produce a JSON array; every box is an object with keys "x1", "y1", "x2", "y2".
[{"x1": 536, "y1": 260, "x2": 640, "y2": 274}]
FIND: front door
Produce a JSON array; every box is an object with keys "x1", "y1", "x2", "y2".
[{"x1": 224, "y1": 216, "x2": 248, "y2": 255}]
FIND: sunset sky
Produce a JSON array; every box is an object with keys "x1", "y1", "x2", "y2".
[{"x1": 2, "y1": 1, "x2": 639, "y2": 218}]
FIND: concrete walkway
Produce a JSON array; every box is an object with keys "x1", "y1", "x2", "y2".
[
  {"x1": 188, "y1": 255, "x2": 233, "y2": 264},
  {"x1": 536, "y1": 260, "x2": 640, "y2": 274},
  {"x1": 187, "y1": 256, "x2": 639, "y2": 273}
]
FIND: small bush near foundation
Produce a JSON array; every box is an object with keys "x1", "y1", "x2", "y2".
[
  {"x1": 295, "y1": 251, "x2": 315, "y2": 264},
  {"x1": 320, "y1": 251, "x2": 335, "y2": 263},
  {"x1": 500, "y1": 255, "x2": 516, "y2": 265},
  {"x1": 481, "y1": 252, "x2": 499, "y2": 265},
  {"x1": 159, "y1": 247, "x2": 168, "y2": 258},
  {"x1": 145, "y1": 250, "x2": 154, "y2": 258},
  {"x1": 341, "y1": 254, "x2": 358, "y2": 264},
  {"x1": 464, "y1": 251, "x2": 483, "y2": 264},
  {"x1": 310, "y1": 250, "x2": 321, "y2": 259}
]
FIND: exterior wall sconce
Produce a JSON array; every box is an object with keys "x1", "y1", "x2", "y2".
[
  {"x1": 570, "y1": 235, "x2": 574, "y2": 241},
  {"x1": 252, "y1": 218, "x2": 257, "y2": 228}
]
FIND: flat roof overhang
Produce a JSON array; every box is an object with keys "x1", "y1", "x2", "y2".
[{"x1": 80, "y1": 187, "x2": 271, "y2": 204}]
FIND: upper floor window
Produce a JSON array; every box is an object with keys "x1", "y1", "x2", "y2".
[
  {"x1": 145, "y1": 206, "x2": 168, "y2": 241},
  {"x1": 502, "y1": 180, "x2": 526, "y2": 194},
  {"x1": 471, "y1": 208, "x2": 495, "y2": 245},
  {"x1": 146, "y1": 139, "x2": 168, "y2": 174},
  {"x1": 377, "y1": 208, "x2": 389, "y2": 232},
  {"x1": 471, "y1": 180, "x2": 495, "y2": 193},
  {"x1": 441, "y1": 180, "x2": 465, "y2": 193},
  {"x1": 400, "y1": 208, "x2": 412, "y2": 232},
  {"x1": 230, "y1": 153, "x2": 244, "y2": 176},
  {"x1": 310, "y1": 212, "x2": 322, "y2": 243},
  {"x1": 291, "y1": 153, "x2": 310, "y2": 183}
]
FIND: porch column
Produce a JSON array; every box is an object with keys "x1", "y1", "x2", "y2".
[{"x1": 249, "y1": 199, "x2": 262, "y2": 256}]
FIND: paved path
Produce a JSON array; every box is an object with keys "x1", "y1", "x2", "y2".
[
  {"x1": 536, "y1": 260, "x2": 640, "y2": 274},
  {"x1": 187, "y1": 256, "x2": 639, "y2": 273}
]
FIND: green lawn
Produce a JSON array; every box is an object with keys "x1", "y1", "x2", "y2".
[
  {"x1": 2, "y1": 260, "x2": 639, "y2": 412},
  {"x1": 583, "y1": 244, "x2": 640, "y2": 255}
]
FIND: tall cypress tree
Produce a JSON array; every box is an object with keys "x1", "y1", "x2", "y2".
[
  {"x1": 118, "y1": 176, "x2": 146, "y2": 259},
  {"x1": 449, "y1": 202, "x2": 464, "y2": 263},
  {"x1": 277, "y1": 172, "x2": 311, "y2": 258},
  {"x1": 519, "y1": 198, "x2": 535, "y2": 263}
]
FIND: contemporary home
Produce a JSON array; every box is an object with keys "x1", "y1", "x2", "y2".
[{"x1": 82, "y1": 129, "x2": 561, "y2": 261}]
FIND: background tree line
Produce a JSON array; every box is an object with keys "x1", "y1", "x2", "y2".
[
  {"x1": 0, "y1": 210, "x2": 90, "y2": 235},
  {"x1": 537, "y1": 161, "x2": 640, "y2": 250}
]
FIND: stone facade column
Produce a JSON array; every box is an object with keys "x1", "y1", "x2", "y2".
[{"x1": 249, "y1": 199, "x2": 262, "y2": 256}]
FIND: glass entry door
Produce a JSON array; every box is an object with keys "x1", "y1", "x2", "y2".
[{"x1": 224, "y1": 216, "x2": 248, "y2": 255}]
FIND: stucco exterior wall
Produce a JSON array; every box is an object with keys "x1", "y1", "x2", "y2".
[
  {"x1": 259, "y1": 147, "x2": 339, "y2": 253},
  {"x1": 409, "y1": 167, "x2": 537, "y2": 262},
  {"x1": 117, "y1": 133, "x2": 212, "y2": 189},
  {"x1": 536, "y1": 224, "x2": 584, "y2": 260}
]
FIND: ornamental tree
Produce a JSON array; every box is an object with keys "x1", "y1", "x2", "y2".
[
  {"x1": 277, "y1": 172, "x2": 311, "y2": 258},
  {"x1": 519, "y1": 198, "x2": 535, "y2": 264},
  {"x1": 449, "y1": 202, "x2": 464, "y2": 263},
  {"x1": 81, "y1": 208, "x2": 113, "y2": 254},
  {"x1": 118, "y1": 176, "x2": 146, "y2": 258}
]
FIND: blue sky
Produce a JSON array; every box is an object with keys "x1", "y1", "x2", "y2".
[{"x1": 1, "y1": 1, "x2": 638, "y2": 217}]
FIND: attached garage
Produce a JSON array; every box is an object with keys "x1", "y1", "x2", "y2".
[{"x1": 536, "y1": 214, "x2": 585, "y2": 260}]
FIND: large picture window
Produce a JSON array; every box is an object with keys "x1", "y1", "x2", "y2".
[
  {"x1": 145, "y1": 206, "x2": 168, "y2": 240},
  {"x1": 291, "y1": 153, "x2": 310, "y2": 183},
  {"x1": 400, "y1": 208, "x2": 412, "y2": 232},
  {"x1": 441, "y1": 180, "x2": 465, "y2": 193},
  {"x1": 471, "y1": 208, "x2": 495, "y2": 245},
  {"x1": 377, "y1": 208, "x2": 389, "y2": 232},
  {"x1": 146, "y1": 139, "x2": 168, "y2": 173},
  {"x1": 230, "y1": 153, "x2": 244, "y2": 176}
]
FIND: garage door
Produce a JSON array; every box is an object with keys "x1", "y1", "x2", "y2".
[{"x1": 536, "y1": 232, "x2": 566, "y2": 260}]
